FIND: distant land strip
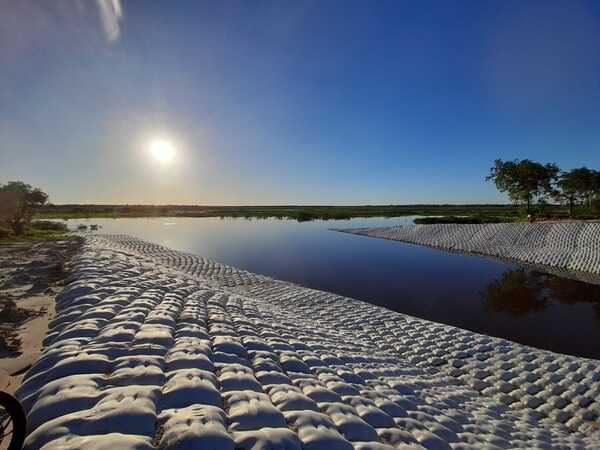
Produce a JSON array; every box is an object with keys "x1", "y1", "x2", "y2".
[{"x1": 33, "y1": 204, "x2": 574, "y2": 222}]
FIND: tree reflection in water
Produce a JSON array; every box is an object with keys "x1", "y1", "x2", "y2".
[{"x1": 481, "y1": 268, "x2": 600, "y2": 321}]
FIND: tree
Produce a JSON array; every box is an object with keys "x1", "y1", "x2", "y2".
[
  {"x1": 486, "y1": 159, "x2": 559, "y2": 214},
  {"x1": 554, "y1": 173, "x2": 578, "y2": 218},
  {"x1": 0, "y1": 191, "x2": 21, "y2": 235},
  {"x1": 0, "y1": 181, "x2": 48, "y2": 235},
  {"x1": 554, "y1": 167, "x2": 598, "y2": 217}
]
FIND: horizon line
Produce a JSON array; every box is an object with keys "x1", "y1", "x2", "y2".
[{"x1": 41, "y1": 203, "x2": 523, "y2": 208}]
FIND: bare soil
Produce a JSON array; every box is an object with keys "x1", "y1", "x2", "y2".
[{"x1": 0, "y1": 238, "x2": 81, "y2": 394}]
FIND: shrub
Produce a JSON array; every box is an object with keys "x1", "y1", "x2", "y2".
[{"x1": 31, "y1": 221, "x2": 68, "y2": 232}]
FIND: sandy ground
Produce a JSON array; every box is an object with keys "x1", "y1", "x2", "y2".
[{"x1": 0, "y1": 238, "x2": 81, "y2": 395}]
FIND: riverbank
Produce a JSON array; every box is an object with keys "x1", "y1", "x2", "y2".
[
  {"x1": 34, "y1": 203, "x2": 544, "y2": 221},
  {"x1": 0, "y1": 221, "x2": 69, "y2": 244},
  {"x1": 339, "y1": 222, "x2": 600, "y2": 276},
  {"x1": 15, "y1": 235, "x2": 600, "y2": 449},
  {"x1": 0, "y1": 239, "x2": 81, "y2": 395}
]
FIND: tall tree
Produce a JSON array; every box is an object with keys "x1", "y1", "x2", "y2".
[
  {"x1": 0, "y1": 181, "x2": 48, "y2": 235},
  {"x1": 554, "y1": 172, "x2": 579, "y2": 217},
  {"x1": 486, "y1": 159, "x2": 559, "y2": 214},
  {"x1": 554, "y1": 167, "x2": 598, "y2": 216}
]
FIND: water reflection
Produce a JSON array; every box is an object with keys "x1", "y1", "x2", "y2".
[
  {"x1": 482, "y1": 268, "x2": 600, "y2": 323},
  {"x1": 66, "y1": 217, "x2": 600, "y2": 359}
]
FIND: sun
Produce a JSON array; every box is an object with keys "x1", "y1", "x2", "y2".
[{"x1": 149, "y1": 139, "x2": 176, "y2": 163}]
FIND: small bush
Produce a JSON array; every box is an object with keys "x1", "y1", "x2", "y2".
[
  {"x1": 0, "y1": 219, "x2": 69, "y2": 242},
  {"x1": 31, "y1": 221, "x2": 68, "y2": 232}
]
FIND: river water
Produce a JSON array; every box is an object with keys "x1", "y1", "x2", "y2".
[{"x1": 68, "y1": 216, "x2": 600, "y2": 359}]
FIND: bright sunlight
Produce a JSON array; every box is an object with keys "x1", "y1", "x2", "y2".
[{"x1": 149, "y1": 139, "x2": 176, "y2": 163}]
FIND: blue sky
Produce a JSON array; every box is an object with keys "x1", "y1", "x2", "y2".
[{"x1": 2, "y1": 0, "x2": 600, "y2": 205}]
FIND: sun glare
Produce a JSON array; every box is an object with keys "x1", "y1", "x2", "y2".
[{"x1": 150, "y1": 139, "x2": 176, "y2": 163}]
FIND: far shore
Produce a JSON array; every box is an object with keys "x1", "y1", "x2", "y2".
[{"x1": 33, "y1": 203, "x2": 594, "y2": 222}]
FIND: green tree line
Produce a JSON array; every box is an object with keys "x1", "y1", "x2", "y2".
[{"x1": 487, "y1": 159, "x2": 600, "y2": 217}]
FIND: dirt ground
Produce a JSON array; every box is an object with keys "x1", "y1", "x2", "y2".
[{"x1": 0, "y1": 238, "x2": 81, "y2": 395}]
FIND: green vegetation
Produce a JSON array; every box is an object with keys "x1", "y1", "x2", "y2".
[
  {"x1": 31, "y1": 203, "x2": 594, "y2": 223},
  {"x1": 487, "y1": 160, "x2": 600, "y2": 218},
  {"x1": 486, "y1": 159, "x2": 559, "y2": 215},
  {"x1": 4, "y1": 161, "x2": 599, "y2": 228},
  {"x1": 0, "y1": 181, "x2": 70, "y2": 242},
  {"x1": 0, "y1": 220, "x2": 69, "y2": 243},
  {"x1": 33, "y1": 204, "x2": 533, "y2": 222},
  {"x1": 1, "y1": 181, "x2": 49, "y2": 235},
  {"x1": 554, "y1": 167, "x2": 600, "y2": 217}
]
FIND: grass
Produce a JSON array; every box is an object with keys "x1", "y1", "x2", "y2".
[
  {"x1": 34, "y1": 204, "x2": 539, "y2": 221},
  {"x1": 0, "y1": 220, "x2": 71, "y2": 244},
  {"x1": 31, "y1": 204, "x2": 599, "y2": 223}
]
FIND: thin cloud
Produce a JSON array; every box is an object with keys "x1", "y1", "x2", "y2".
[{"x1": 96, "y1": 0, "x2": 124, "y2": 42}]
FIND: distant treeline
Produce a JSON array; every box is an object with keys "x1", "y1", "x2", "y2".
[{"x1": 35, "y1": 203, "x2": 570, "y2": 222}]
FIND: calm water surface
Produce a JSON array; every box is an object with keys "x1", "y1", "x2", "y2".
[{"x1": 69, "y1": 217, "x2": 600, "y2": 360}]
